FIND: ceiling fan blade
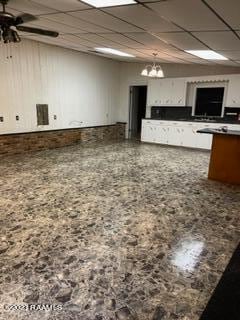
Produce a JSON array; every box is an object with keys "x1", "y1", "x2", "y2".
[
  {"x1": 14, "y1": 13, "x2": 37, "y2": 25},
  {"x1": 16, "y1": 25, "x2": 59, "y2": 37}
]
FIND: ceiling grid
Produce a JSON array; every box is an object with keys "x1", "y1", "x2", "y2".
[{"x1": 3, "y1": 0, "x2": 240, "y2": 65}]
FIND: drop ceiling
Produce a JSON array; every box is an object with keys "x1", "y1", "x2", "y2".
[{"x1": 6, "y1": 0, "x2": 240, "y2": 66}]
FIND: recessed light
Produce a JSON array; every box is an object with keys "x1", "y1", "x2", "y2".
[
  {"x1": 81, "y1": 0, "x2": 136, "y2": 8},
  {"x1": 185, "y1": 50, "x2": 228, "y2": 60},
  {"x1": 95, "y1": 47, "x2": 135, "y2": 57}
]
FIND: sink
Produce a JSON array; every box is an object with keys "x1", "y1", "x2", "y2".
[{"x1": 193, "y1": 118, "x2": 217, "y2": 122}]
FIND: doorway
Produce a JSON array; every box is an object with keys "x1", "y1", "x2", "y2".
[{"x1": 129, "y1": 85, "x2": 147, "y2": 139}]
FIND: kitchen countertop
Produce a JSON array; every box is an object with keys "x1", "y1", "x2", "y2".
[
  {"x1": 197, "y1": 128, "x2": 240, "y2": 136},
  {"x1": 143, "y1": 118, "x2": 240, "y2": 124}
]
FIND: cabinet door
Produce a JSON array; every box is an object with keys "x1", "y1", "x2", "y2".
[
  {"x1": 147, "y1": 80, "x2": 161, "y2": 106},
  {"x1": 156, "y1": 126, "x2": 168, "y2": 144},
  {"x1": 181, "y1": 126, "x2": 197, "y2": 148},
  {"x1": 196, "y1": 132, "x2": 212, "y2": 149},
  {"x1": 172, "y1": 79, "x2": 186, "y2": 105},
  {"x1": 226, "y1": 76, "x2": 240, "y2": 107},
  {"x1": 167, "y1": 126, "x2": 181, "y2": 146},
  {"x1": 141, "y1": 124, "x2": 155, "y2": 142}
]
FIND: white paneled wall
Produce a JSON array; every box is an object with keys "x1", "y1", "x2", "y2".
[{"x1": 0, "y1": 39, "x2": 120, "y2": 134}]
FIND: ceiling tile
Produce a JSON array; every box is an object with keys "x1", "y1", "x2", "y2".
[
  {"x1": 124, "y1": 32, "x2": 177, "y2": 51},
  {"x1": 193, "y1": 31, "x2": 240, "y2": 50},
  {"x1": 75, "y1": 34, "x2": 125, "y2": 48},
  {"x1": 26, "y1": 17, "x2": 81, "y2": 34},
  {"x1": 104, "y1": 4, "x2": 180, "y2": 32},
  {"x1": 147, "y1": 0, "x2": 228, "y2": 31},
  {"x1": 153, "y1": 32, "x2": 207, "y2": 50},
  {"x1": 8, "y1": 0, "x2": 57, "y2": 15},
  {"x1": 98, "y1": 33, "x2": 146, "y2": 48},
  {"x1": 69, "y1": 9, "x2": 142, "y2": 33},
  {"x1": 59, "y1": 34, "x2": 95, "y2": 46},
  {"x1": 43, "y1": 13, "x2": 110, "y2": 33},
  {"x1": 136, "y1": 49, "x2": 185, "y2": 63},
  {"x1": 137, "y1": 0, "x2": 162, "y2": 2},
  {"x1": 117, "y1": 48, "x2": 153, "y2": 59},
  {"x1": 23, "y1": 34, "x2": 89, "y2": 52},
  {"x1": 206, "y1": 0, "x2": 240, "y2": 30},
  {"x1": 218, "y1": 50, "x2": 240, "y2": 60},
  {"x1": 30, "y1": 0, "x2": 90, "y2": 11},
  {"x1": 215, "y1": 60, "x2": 239, "y2": 66}
]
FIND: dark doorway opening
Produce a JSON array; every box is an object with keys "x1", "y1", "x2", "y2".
[
  {"x1": 129, "y1": 85, "x2": 147, "y2": 139},
  {"x1": 195, "y1": 87, "x2": 224, "y2": 117}
]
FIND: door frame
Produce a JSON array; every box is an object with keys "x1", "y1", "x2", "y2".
[{"x1": 128, "y1": 84, "x2": 148, "y2": 139}]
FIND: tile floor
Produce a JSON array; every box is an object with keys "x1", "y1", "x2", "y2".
[{"x1": 0, "y1": 141, "x2": 239, "y2": 320}]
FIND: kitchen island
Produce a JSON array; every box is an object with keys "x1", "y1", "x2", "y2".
[{"x1": 197, "y1": 128, "x2": 240, "y2": 185}]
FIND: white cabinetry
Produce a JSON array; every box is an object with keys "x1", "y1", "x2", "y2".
[
  {"x1": 167, "y1": 125, "x2": 182, "y2": 146},
  {"x1": 141, "y1": 120, "x2": 233, "y2": 150},
  {"x1": 226, "y1": 75, "x2": 240, "y2": 107},
  {"x1": 141, "y1": 122, "x2": 155, "y2": 142},
  {"x1": 156, "y1": 125, "x2": 168, "y2": 144},
  {"x1": 181, "y1": 125, "x2": 197, "y2": 148},
  {"x1": 147, "y1": 78, "x2": 186, "y2": 106}
]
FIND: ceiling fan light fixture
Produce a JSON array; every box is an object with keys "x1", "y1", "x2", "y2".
[
  {"x1": 0, "y1": 1, "x2": 59, "y2": 44},
  {"x1": 12, "y1": 30, "x2": 21, "y2": 43}
]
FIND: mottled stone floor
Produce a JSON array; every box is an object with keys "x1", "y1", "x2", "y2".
[{"x1": 0, "y1": 141, "x2": 239, "y2": 320}]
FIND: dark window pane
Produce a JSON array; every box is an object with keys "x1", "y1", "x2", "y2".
[{"x1": 195, "y1": 87, "x2": 224, "y2": 117}]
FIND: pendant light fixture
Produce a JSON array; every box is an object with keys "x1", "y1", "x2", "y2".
[{"x1": 141, "y1": 53, "x2": 164, "y2": 78}]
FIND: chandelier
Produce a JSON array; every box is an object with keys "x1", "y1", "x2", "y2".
[{"x1": 141, "y1": 53, "x2": 164, "y2": 78}]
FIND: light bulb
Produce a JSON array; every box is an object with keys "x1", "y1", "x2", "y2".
[
  {"x1": 141, "y1": 68, "x2": 148, "y2": 76},
  {"x1": 149, "y1": 67, "x2": 157, "y2": 77},
  {"x1": 157, "y1": 69, "x2": 164, "y2": 78}
]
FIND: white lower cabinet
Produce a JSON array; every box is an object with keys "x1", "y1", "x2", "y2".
[
  {"x1": 141, "y1": 120, "x2": 222, "y2": 150},
  {"x1": 196, "y1": 132, "x2": 212, "y2": 149},
  {"x1": 181, "y1": 126, "x2": 197, "y2": 148},
  {"x1": 167, "y1": 126, "x2": 182, "y2": 146},
  {"x1": 141, "y1": 124, "x2": 154, "y2": 142},
  {"x1": 157, "y1": 126, "x2": 168, "y2": 144}
]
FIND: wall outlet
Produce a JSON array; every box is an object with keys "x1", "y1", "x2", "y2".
[
  {"x1": 0, "y1": 117, "x2": 4, "y2": 122},
  {"x1": 54, "y1": 115, "x2": 57, "y2": 120},
  {"x1": 16, "y1": 115, "x2": 19, "y2": 121}
]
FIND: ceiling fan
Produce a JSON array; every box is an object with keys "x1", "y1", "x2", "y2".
[{"x1": 0, "y1": 0, "x2": 59, "y2": 43}]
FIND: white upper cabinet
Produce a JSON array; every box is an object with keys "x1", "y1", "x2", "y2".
[
  {"x1": 226, "y1": 75, "x2": 240, "y2": 107},
  {"x1": 147, "y1": 78, "x2": 186, "y2": 106},
  {"x1": 147, "y1": 79, "x2": 162, "y2": 106}
]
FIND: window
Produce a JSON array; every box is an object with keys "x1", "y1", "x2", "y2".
[
  {"x1": 36, "y1": 104, "x2": 49, "y2": 126},
  {"x1": 194, "y1": 87, "x2": 224, "y2": 117}
]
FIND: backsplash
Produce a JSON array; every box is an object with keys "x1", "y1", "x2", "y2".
[
  {"x1": 151, "y1": 106, "x2": 240, "y2": 123},
  {"x1": 151, "y1": 106, "x2": 192, "y2": 120}
]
